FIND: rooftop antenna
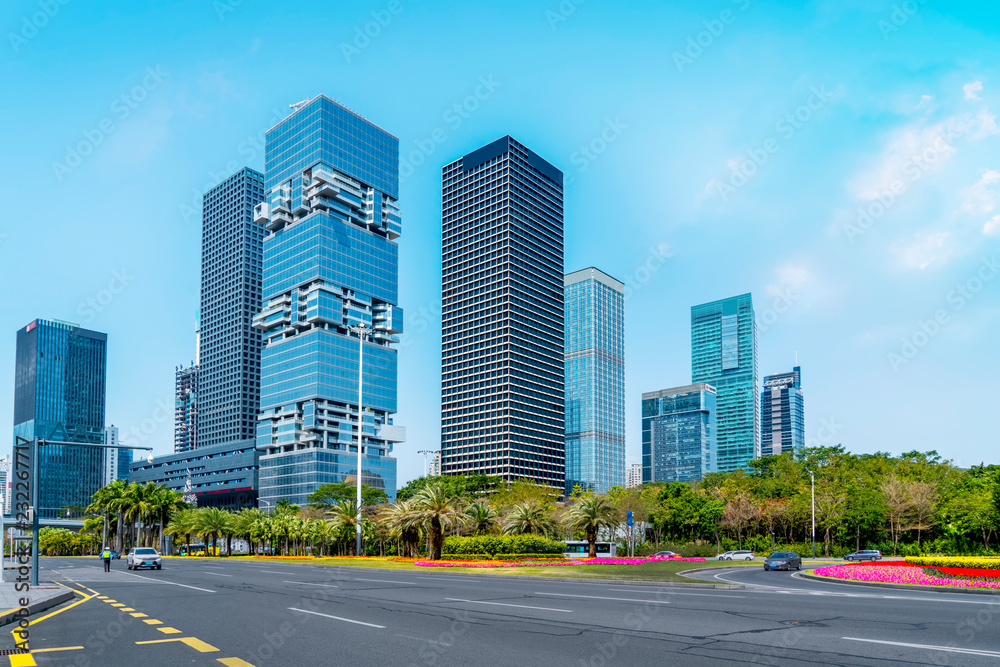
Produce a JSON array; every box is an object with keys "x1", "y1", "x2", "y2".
[{"x1": 289, "y1": 99, "x2": 310, "y2": 112}]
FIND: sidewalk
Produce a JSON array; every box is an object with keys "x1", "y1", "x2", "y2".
[{"x1": 0, "y1": 577, "x2": 75, "y2": 628}]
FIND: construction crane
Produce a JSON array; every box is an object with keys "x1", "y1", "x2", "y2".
[{"x1": 289, "y1": 99, "x2": 310, "y2": 112}]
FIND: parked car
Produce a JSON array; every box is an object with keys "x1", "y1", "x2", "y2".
[
  {"x1": 764, "y1": 552, "x2": 802, "y2": 571},
  {"x1": 844, "y1": 550, "x2": 882, "y2": 562},
  {"x1": 655, "y1": 551, "x2": 678, "y2": 557},
  {"x1": 717, "y1": 550, "x2": 755, "y2": 561},
  {"x1": 108, "y1": 550, "x2": 120, "y2": 560},
  {"x1": 127, "y1": 547, "x2": 162, "y2": 570}
]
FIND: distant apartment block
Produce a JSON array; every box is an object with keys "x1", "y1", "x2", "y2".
[
  {"x1": 174, "y1": 364, "x2": 199, "y2": 453},
  {"x1": 626, "y1": 463, "x2": 642, "y2": 489},
  {"x1": 642, "y1": 384, "x2": 717, "y2": 484},
  {"x1": 102, "y1": 425, "x2": 130, "y2": 485},
  {"x1": 564, "y1": 267, "x2": 625, "y2": 494},
  {"x1": 761, "y1": 366, "x2": 804, "y2": 456},
  {"x1": 691, "y1": 294, "x2": 758, "y2": 472},
  {"x1": 440, "y1": 136, "x2": 565, "y2": 487}
]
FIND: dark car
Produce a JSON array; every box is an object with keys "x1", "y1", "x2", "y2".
[
  {"x1": 844, "y1": 550, "x2": 881, "y2": 562},
  {"x1": 764, "y1": 552, "x2": 802, "y2": 571}
]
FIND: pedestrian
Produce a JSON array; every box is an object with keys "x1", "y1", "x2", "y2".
[{"x1": 101, "y1": 547, "x2": 112, "y2": 572}]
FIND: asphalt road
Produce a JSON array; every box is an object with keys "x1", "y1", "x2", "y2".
[{"x1": 11, "y1": 557, "x2": 1000, "y2": 666}]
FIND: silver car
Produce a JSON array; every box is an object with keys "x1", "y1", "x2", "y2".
[{"x1": 127, "y1": 547, "x2": 162, "y2": 570}]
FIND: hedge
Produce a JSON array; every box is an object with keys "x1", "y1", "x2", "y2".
[
  {"x1": 438, "y1": 553, "x2": 567, "y2": 561},
  {"x1": 442, "y1": 535, "x2": 566, "y2": 556},
  {"x1": 906, "y1": 556, "x2": 1000, "y2": 570}
]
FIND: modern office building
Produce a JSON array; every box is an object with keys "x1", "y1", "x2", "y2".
[
  {"x1": 0, "y1": 456, "x2": 9, "y2": 514},
  {"x1": 761, "y1": 366, "x2": 804, "y2": 457},
  {"x1": 129, "y1": 439, "x2": 258, "y2": 511},
  {"x1": 642, "y1": 384, "x2": 717, "y2": 484},
  {"x1": 198, "y1": 168, "x2": 266, "y2": 450},
  {"x1": 440, "y1": 136, "x2": 565, "y2": 487},
  {"x1": 174, "y1": 363, "x2": 199, "y2": 453},
  {"x1": 564, "y1": 267, "x2": 625, "y2": 494},
  {"x1": 101, "y1": 425, "x2": 130, "y2": 485},
  {"x1": 626, "y1": 463, "x2": 642, "y2": 489},
  {"x1": 254, "y1": 95, "x2": 404, "y2": 507},
  {"x1": 691, "y1": 293, "x2": 758, "y2": 473},
  {"x1": 13, "y1": 319, "x2": 107, "y2": 519}
]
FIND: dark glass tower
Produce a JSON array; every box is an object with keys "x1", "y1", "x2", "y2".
[
  {"x1": 761, "y1": 366, "x2": 804, "y2": 456},
  {"x1": 198, "y1": 168, "x2": 266, "y2": 449},
  {"x1": 13, "y1": 319, "x2": 107, "y2": 519},
  {"x1": 254, "y1": 95, "x2": 404, "y2": 505},
  {"x1": 691, "y1": 293, "x2": 758, "y2": 472},
  {"x1": 440, "y1": 136, "x2": 565, "y2": 487},
  {"x1": 642, "y1": 384, "x2": 717, "y2": 483}
]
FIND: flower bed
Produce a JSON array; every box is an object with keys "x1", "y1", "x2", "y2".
[
  {"x1": 907, "y1": 556, "x2": 1000, "y2": 570},
  {"x1": 814, "y1": 564, "x2": 1000, "y2": 590},
  {"x1": 415, "y1": 555, "x2": 707, "y2": 568},
  {"x1": 843, "y1": 560, "x2": 1000, "y2": 578}
]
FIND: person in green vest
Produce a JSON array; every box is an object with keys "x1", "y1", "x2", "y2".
[{"x1": 101, "y1": 547, "x2": 112, "y2": 572}]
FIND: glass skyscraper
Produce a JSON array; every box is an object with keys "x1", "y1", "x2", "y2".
[
  {"x1": 254, "y1": 95, "x2": 404, "y2": 506},
  {"x1": 642, "y1": 384, "x2": 717, "y2": 483},
  {"x1": 440, "y1": 136, "x2": 565, "y2": 487},
  {"x1": 564, "y1": 267, "x2": 624, "y2": 494},
  {"x1": 13, "y1": 319, "x2": 107, "y2": 519},
  {"x1": 691, "y1": 293, "x2": 758, "y2": 473},
  {"x1": 174, "y1": 363, "x2": 198, "y2": 453},
  {"x1": 761, "y1": 366, "x2": 804, "y2": 457},
  {"x1": 198, "y1": 168, "x2": 266, "y2": 449}
]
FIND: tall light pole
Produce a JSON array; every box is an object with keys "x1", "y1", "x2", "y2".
[
  {"x1": 417, "y1": 450, "x2": 434, "y2": 477},
  {"x1": 348, "y1": 323, "x2": 370, "y2": 557},
  {"x1": 808, "y1": 470, "x2": 816, "y2": 559}
]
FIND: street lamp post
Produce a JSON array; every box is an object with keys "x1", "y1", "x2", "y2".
[
  {"x1": 348, "y1": 323, "x2": 370, "y2": 558},
  {"x1": 808, "y1": 470, "x2": 816, "y2": 559}
]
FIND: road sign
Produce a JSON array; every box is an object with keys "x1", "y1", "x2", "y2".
[{"x1": 626, "y1": 510, "x2": 633, "y2": 527}]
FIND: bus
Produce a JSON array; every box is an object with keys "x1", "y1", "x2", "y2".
[{"x1": 562, "y1": 541, "x2": 617, "y2": 558}]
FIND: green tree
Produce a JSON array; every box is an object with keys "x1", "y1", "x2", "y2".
[
  {"x1": 410, "y1": 483, "x2": 468, "y2": 560},
  {"x1": 565, "y1": 496, "x2": 618, "y2": 558},
  {"x1": 501, "y1": 502, "x2": 556, "y2": 537}
]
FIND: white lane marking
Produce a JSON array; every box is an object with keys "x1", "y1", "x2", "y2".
[
  {"x1": 397, "y1": 634, "x2": 445, "y2": 645},
  {"x1": 535, "y1": 592, "x2": 671, "y2": 604},
  {"x1": 289, "y1": 607, "x2": 385, "y2": 629},
  {"x1": 843, "y1": 637, "x2": 1000, "y2": 658},
  {"x1": 284, "y1": 581, "x2": 339, "y2": 588},
  {"x1": 203, "y1": 572, "x2": 233, "y2": 577},
  {"x1": 607, "y1": 588, "x2": 745, "y2": 599},
  {"x1": 354, "y1": 577, "x2": 416, "y2": 585},
  {"x1": 444, "y1": 598, "x2": 572, "y2": 613},
  {"x1": 259, "y1": 570, "x2": 287, "y2": 574},
  {"x1": 116, "y1": 571, "x2": 216, "y2": 593}
]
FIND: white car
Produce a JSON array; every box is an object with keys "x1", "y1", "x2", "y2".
[
  {"x1": 127, "y1": 547, "x2": 162, "y2": 570},
  {"x1": 717, "y1": 550, "x2": 755, "y2": 561}
]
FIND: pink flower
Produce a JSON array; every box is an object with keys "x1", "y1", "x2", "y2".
[
  {"x1": 814, "y1": 565, "x2": 1000, "y2": 590},
  {"x1": 414, "y1": 555, "x2": 707, "y2": 568}
]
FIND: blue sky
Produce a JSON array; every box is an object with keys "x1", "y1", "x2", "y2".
[{"x1": 2, "y1": 0, "x2": 998, "y2": 484}]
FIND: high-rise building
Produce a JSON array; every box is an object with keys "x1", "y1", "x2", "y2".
[
  {"x1": 440, "y1": 136, "x2": 565, "y2": 487},
  {"x1": 626, "y1": 463, "x2": 642, "y2": 489},
  {"x1": 564, "y1": 267, "x2": 625, "y2": 494},
  {"x1": 174, "y1": 364, "x2": 198, "y2": 453},
  {"x1": 198, "y1": 167, "x2": 266, "y2": 450},
  {"x1": 254, "y1": 95, "x2": 404, "y2": 506},
  {"x1": 761, "y1": 366, "x2": 804, "y2": 457},
  {"x1": 691, "y1": 293, "x2": 758, "y2": 473},
  {"x1": 0, "y1": 456, "x2": 9, "y2": 514},
  {"x1": 642, "y1": 384, "x2": 717, "y2": 483},
  {"x1": 13, "y1": 319, "x2": 107, "y2": 519},
  {"x1": 428, "y1": 451, "x2": 441, "y2": 477},
  {"x1": 101, "y1": 425, "x2": 130, "y2": 485}
]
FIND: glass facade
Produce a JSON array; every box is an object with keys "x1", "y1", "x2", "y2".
[
  {"x1": 691, "y1": 293, "x2": 759, "y2": 473},
  {"x1": 174, "y1": 364, "x2": 198, "y2": 453},
  {"x1": 761, "y1": 366, "x2": 804, "y2": 456},
  {"x1": 254, "y1": 95, "x2": 404, "y2": 506},
  {"x1": 641, "y1": 384, "x2": 717, "y2": 483},
  {"x1": 564, "y1": 267, "x2": 624, "y2": 494},
  {"x1": 13, "y1": 319, "x2": 107, "y2": 519},
  {"x1": 440, "y1": 136, "x2": 565, "y2": 487},
  {"x1": 198, "y1": 168, "x2": 266, "y2": 449}
]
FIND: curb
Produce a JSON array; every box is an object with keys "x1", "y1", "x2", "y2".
[
  {"x1": 800, "y1": 571, "x2": 1000, "y2": 596},
  {"x1": 0, "y1": 589, "x2": 76, "y2": 627}
]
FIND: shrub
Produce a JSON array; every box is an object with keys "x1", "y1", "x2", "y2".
[{"x1": 443, "y1": 535, "x2": 566, "y2": 556}]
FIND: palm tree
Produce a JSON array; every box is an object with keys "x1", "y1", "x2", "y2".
[
  {"x1": 502, "y1": 501, "x2": 556, "y2": 537},
  {"x1": 164, "y1": 509, "x2": 198, "y2": 556},
  {"x1": 327, "y1": 501, "x2": 363, "y2": 555},
  {"x1": 148, "y1": 486, "x2": 185, "y2": 552},
  {"x1": 233, "y1": 508, "x2": 266, "y2": 555},
  {"x1": 378, "y1": 500, "x2": 422, "y2": 558},
  {"x1": 80, "y1": 516, "x2": 103, "y2": 555},
  {"x1": 87, "y1": 479, "x2": 128, "y2": 551},
  {"x1": 410, "y1": 484, "x2": 467, "y2": 560},
  {"x1": 466, "y1": 501, "x2": 498, "y2": 535},
  {"x1": 564, "y1": 496, "x2": 619, "y2": 558},
  {"x1": 193, "y1": 508, "x2": 231, "y2": 557}
]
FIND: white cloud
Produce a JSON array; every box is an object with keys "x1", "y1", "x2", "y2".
[
  {"x1": 847, "y1": 120, "x2": 958, "y2": 201},
  {"x1": 985, "y1": 214, "x2": 1000, "y2": 236},
  {"x1": 964, "y1": 80, "x2": 983, "y2": 101},
  {"x1": 890, "y1": 231, "x2": 952, "y2": 269},
  {"x1": 960, "y1": 169, "x2": 1000, "y2": 213},
  {"x1": 766, "y1": 264, "x2": 809, "y2": 296}
]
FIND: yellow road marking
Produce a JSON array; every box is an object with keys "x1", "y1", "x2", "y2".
[
  {"x1": 130, "y1": 612, "x2": 147, "y2": 617},
  {"x1": 9, "y1": 654, "x2": 36, "y2": 667},
  {"x1": 121, "y1": 607, "x2": 135, "y2": 611},
  {"x1": 218, "y1": 658, "x2": 256, "y2": 666},
  {"x1": 97, "y1": 596, "x2": 107, "y2": 599},
  {"x1": 110, "y1": 603, "x2": 125, "y2": 607},
  {"x1": 9, "y1": 582, "x2": 94, "y2": 649},
  {"x1": 157, "y1": 627, "x2": 182, "y2": 634},
  {"x1": 30, "y1": 646, "x2": 84, "y2": 653},
  {"x1": 136, "y1": 637, "x2": 220, "y2": 652},
  {"x1": 103, "y1": 599, "x2": 117, "y2": 603},
  {"x1": 143, "y1": 619, "x2": 162, "y2": 625}
]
